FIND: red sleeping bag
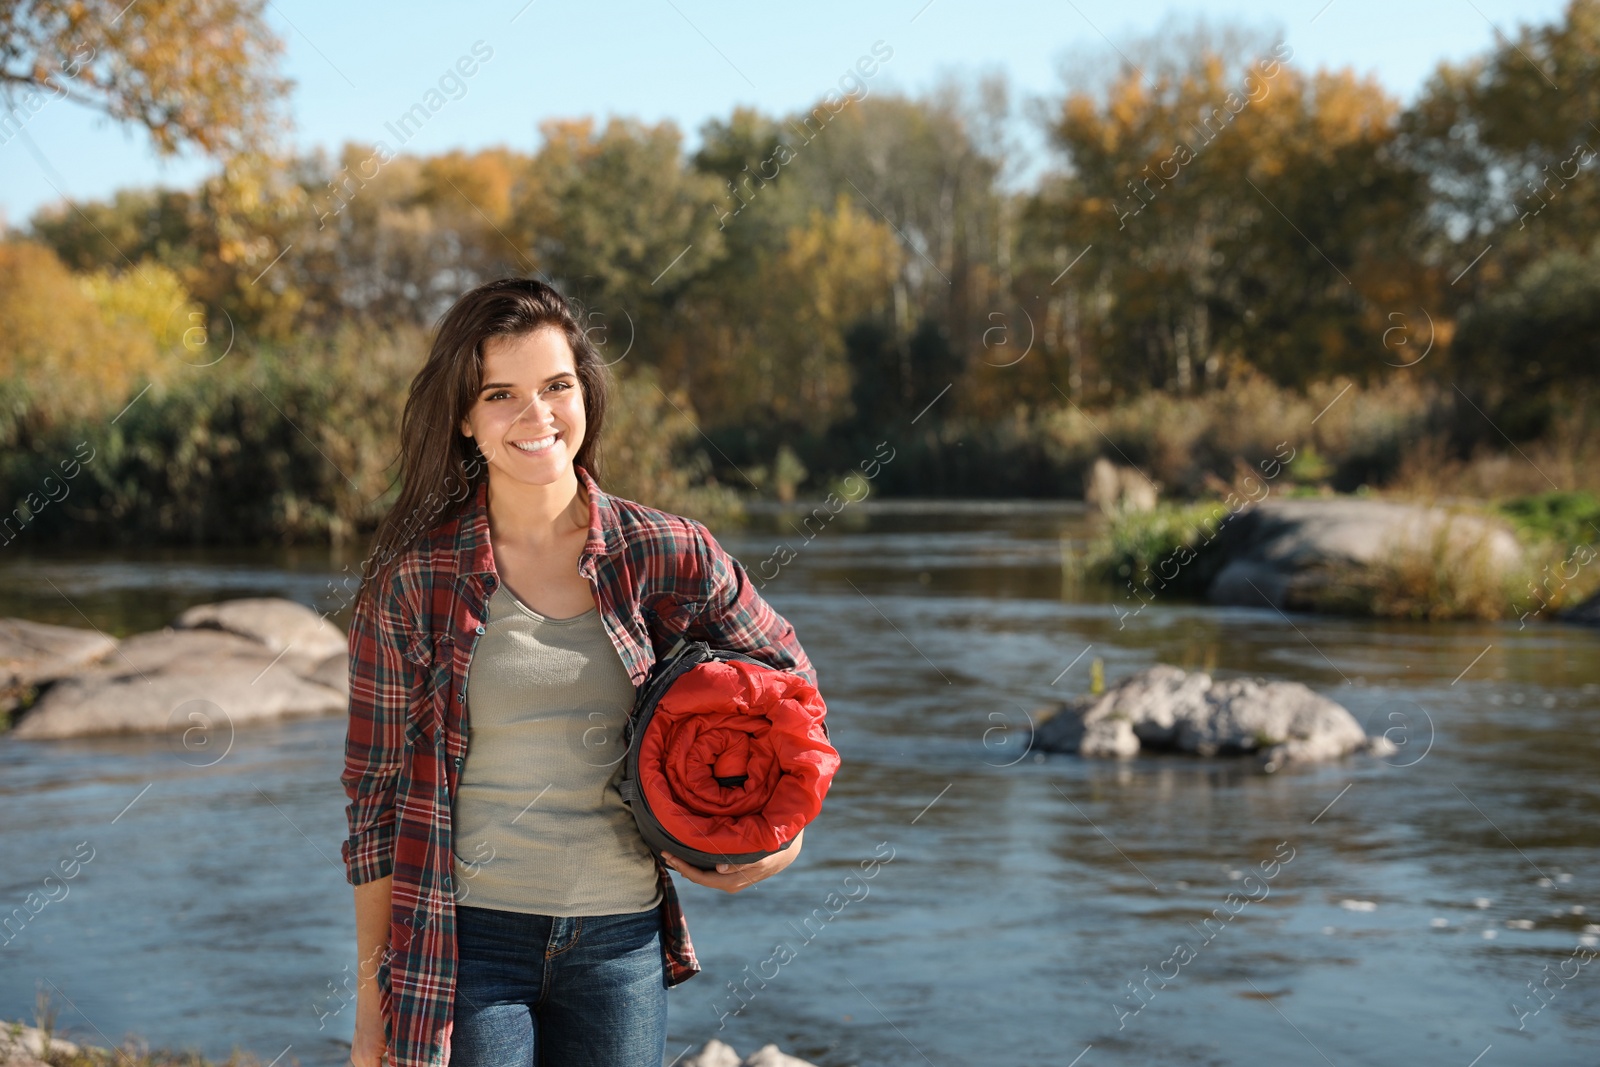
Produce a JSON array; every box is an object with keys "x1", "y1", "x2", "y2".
[{"x1": 634, "y1": 656, "x2": 839, "y2": 864}]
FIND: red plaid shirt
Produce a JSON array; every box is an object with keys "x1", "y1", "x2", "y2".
[{"x1": 340, "y1": 463, "x2": 817, "y2": 1067}]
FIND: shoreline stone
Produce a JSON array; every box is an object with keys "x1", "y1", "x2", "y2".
[
  {"x1": 682, "y1": 1038, "x2": 820, "y2": 1067},
  {"x1": 0, "y1": 1022, "x2": 94, "y2": 1066}
]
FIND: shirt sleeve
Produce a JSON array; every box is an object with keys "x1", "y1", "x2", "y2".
[
  {"x1": 686, "y1": 518, "x2": 818, "y2": 690},
  {"x1": 339, "y1": 577, "x2": 422, "y2": 886}
]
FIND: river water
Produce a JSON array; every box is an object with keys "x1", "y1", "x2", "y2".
[{"x1": 2, "y1": 502, "x2": 1597, "y2": 1066}]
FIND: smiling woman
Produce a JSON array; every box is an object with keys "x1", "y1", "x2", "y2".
[
  {"x1": 461, "y1": 329, "x2": 589, "y2": 485},
  {"x1": 341, "y1": 277, "x2": 819, "y2": 1067}
]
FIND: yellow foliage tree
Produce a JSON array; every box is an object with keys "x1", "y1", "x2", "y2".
[
  {"x1": 0, "y1": 0, "x2": 289, "y2": 156},
  {"x1": 0, "y1": 241, "x2": 195, "y2": 430},
  {"x1": 758, "y1": 194, "x2": 903, "y2": 422}
]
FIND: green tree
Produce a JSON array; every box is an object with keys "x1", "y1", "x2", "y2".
[
  {"x1": 1402, "y1": 0, "x2": 1600, "y2": 284},
  {"x1": 1451, "y1": 246, "x2": 1600, "y2": 438},
  {"x1": 517, "y1": 117, "x2": 725, "y2": 343}
]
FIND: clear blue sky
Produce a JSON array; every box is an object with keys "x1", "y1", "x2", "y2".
[{"x1": 0, "y1": 0, "x2": 1570, "y2": 227}]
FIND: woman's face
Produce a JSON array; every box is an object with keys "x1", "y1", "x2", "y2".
[{"x1": 458, "y1": 326, "x2": 586, "y2": 486}]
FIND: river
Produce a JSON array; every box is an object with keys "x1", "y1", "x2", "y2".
[{"x1": 2, "y1": 501, "x2": 1596, "y2": 1066}]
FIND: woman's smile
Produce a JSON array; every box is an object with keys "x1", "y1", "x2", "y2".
[{"x1": 511, "y1": 431, "x2": 561, "y2": 456}]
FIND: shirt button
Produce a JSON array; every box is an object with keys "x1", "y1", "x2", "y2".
[{"x1": 475, "y1": 625, "x2": 485, "y2": 635}]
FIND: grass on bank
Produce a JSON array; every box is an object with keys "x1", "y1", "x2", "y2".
[{"x1": 1075, "y1": 499, "x2": 1242, "y2": 600}]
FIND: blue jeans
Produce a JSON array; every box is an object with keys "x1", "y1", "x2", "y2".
[{"x1": 450, "y1": 903, "x2": 668, "y2": 1067}]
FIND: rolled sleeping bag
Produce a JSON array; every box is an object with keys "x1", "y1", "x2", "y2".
[{"x1": 618, "y1": 640, "x2": 839, "y2": 871}]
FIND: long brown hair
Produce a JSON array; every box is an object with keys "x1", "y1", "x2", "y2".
[{"x1": 353, "y1": 277, "x2": 610, "y2": 618}]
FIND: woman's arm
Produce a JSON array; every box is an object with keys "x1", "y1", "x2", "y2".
[
  {"x1": 341, "y1": 578, "x2": 424, "y2": 1060},
  {"x1": 351, "y1": 874, "x2": 392, "y2": 1067},
  {"x1": 684, "y1": 519, "x2": 817, "y2": 687}
]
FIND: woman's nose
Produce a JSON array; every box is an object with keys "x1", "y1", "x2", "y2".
[{"x1": 513, "y1": 395, "x2": 552, "y2": 426}]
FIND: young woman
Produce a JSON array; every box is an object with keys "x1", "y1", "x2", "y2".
[{"x1": 341, "y1": 278, "x2": 818, "y2": 1067}]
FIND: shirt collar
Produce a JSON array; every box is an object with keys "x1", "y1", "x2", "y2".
[{"x1": 454, "y1": 463, "x2": 619, "y2": 585}]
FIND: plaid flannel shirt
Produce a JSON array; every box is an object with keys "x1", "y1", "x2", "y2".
[{"x1": 340, "y1": 463, "x2": 817, "y2": 1067}]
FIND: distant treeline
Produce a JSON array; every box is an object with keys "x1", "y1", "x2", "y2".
[{"x1": 3, "y1": 5, "x2": 1599, "y2": 545}]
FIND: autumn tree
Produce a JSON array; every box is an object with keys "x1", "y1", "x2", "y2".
[
  {"x1": 287, "y1": 144, "x2": 540, "y2": 330},
  {"x1": 1026, "y1": 19, "x2": 1426, "y2": 396},
  {"x1": 0, "y1": 0, "x2": 289, "y2": 156}
]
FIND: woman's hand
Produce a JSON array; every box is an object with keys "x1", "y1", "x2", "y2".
[
  {"x1": 350, "y1": 995, "x2": 387, "y2": 1067},
  {"x1": 662, "y1": 828, "x2": 803, "y2": 894}
]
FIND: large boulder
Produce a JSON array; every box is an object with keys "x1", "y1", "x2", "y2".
[
  {"x1": 0, "y1": 617, "x2": 119, "y2": 713},
  {"x1": 1206, "y1": 498, "x2": 1524, "y2": 610},
  {"x1": 1032, "y1": 664, "x2": 1393, "y2": 767},
  {"x1": 7, "y1": 598, "x2": 348, "y2": 741},
  {"x1": 174, "y1": 596, "x2": 347, "y2": 661}
]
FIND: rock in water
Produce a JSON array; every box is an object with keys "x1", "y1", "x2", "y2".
[
  {"x1": 1031, "y1": 664, "x2": 1393, "y2": 766},
  {"x1": 7, "y1": 597, "x2": 348, "y2": 740},
  {"x1": 174, "y1": 597, "x2": 347, "y2": 660},
  {"x1": 0, "y1": 617, "x2": 119, "y2": 715},
  {"x1": 682, "y1": 1039, "x2": 743, "y2": 1067},
  {"x1": 1084, "y1": 456, "x2": 1159, "y2": 515},
  {"x1": 743, "y1": 1045, "x2": 820, "y2": 1067},
  {"x1": 1079, "y1": 715, "x2": 1142, "y2": 758},
  {"x1": 0, "y1": 1021, "x2": 96, "y2": 1063}
]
